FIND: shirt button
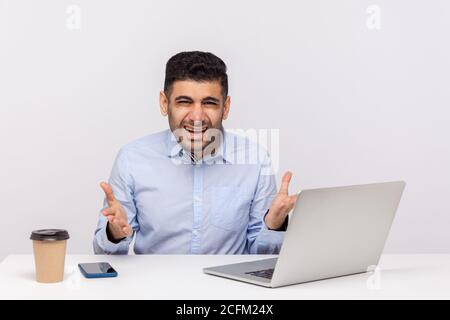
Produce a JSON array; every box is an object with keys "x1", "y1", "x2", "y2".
[{"x1": 193, "y1": 230, "x2": 199, "y2": 236}]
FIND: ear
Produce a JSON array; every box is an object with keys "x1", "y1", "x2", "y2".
[
  {"x1": 160, "y1": 90, "x2": 169, "y2": 116},
  {"x1": 222, "y1": 96, "x2": 231, "y2": 120}
]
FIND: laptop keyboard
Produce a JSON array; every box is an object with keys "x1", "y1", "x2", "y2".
[{"x1": 245, "y1": 268, "x2": 274, "y2": 279}]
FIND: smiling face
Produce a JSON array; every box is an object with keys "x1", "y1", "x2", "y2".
[{"x1": 160, "y1": 79, "x2": 230, "y2": 155}]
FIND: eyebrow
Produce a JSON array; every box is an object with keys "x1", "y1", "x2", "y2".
[
  {"x1": 175, "y1": 96, "x2": 194, "y2": 102},
  {"x1": 201, "y1": 96, "x2": 220, "y2": 103}
]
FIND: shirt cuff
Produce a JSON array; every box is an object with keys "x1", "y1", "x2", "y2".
[{"x1": 95, "y1": 225, "x2": 131, "y2": 254}]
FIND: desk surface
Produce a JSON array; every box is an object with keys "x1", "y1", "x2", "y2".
[{"x1": 1, "y1": 254, "x2": 449, "y2": 299}]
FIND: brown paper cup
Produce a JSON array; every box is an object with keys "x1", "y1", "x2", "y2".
[{"x1": 30, "y1": 229, "x2": 70, "y2": 283}]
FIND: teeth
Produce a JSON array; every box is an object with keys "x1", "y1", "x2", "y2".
[{"x1": 184, "y1": 127, "x2": 207, "y2": 133}]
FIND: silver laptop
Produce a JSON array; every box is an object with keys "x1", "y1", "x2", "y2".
[{"x1": 203, "y1": 181, "x2": 406, "y2": 288}]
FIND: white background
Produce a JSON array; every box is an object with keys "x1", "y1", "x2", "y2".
[{"x1": 0, "y1": 0, "x2": 449, "y2": 261}]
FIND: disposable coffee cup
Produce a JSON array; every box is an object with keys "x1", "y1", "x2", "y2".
[{"x1": 30, "y1": 229, "x2": 70, "y2": 283}]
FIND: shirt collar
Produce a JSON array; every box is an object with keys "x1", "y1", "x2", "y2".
[{"x1": 166, "y1": 127, "x2": 235, "y2": 164}]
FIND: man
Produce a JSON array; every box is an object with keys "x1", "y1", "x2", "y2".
[{"x1": 93, "y1": 51, "x2": 297, "y2": 254}]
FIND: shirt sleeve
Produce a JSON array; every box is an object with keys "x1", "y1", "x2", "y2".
[
  {"x1": 247, "y1": 151, "x2": 286, "y2": 254},
  {"x1": 93, "y1": 147, "x2": 139, "y2": 254}
]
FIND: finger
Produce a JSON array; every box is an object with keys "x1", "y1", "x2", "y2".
[
  {"x1": 102, "y1": 207, "x2": 117, "y2": 216},
  {"x1": 286, "y1": 195, "x2": 299, "y2": 213},
  {"x1": 279, "y1": 171, "x2": 293, "y2": 195},
  {"x1": 112, "y1": 216, "x2": 128, "y2": 228},
  {"x1": 100, "y1": 181, "x2": 116, "y2": 205}
]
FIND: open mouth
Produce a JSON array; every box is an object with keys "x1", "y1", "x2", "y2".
[
  {"x1": 183, "y1": 126, "x2": 208, "y2": 140},
  {"x1": 183, "y1": 126, "x2": 208, "y2": 133}
]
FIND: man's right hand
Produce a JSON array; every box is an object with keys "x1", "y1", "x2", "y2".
[{"x1": 100, "y1": 181, "x2": 133, "y2": 242}]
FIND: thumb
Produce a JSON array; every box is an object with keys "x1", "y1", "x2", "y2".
[
  {"x1": 100, "y1": 182, "x2": 116, "y2": 205},
  {"x1": 279, "y1": 171, "x2": 293, "y2": 195}
]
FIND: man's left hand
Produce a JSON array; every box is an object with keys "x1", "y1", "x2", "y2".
[{"x1": 265, "y1": 171, "x2": 298, "y2": 230}]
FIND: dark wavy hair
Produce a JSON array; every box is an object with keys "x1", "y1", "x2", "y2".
[{"x1": 164, "y1": 51, "x2": 228, "y2": 100}]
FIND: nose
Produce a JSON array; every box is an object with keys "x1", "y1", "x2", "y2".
[{"x1": 188, "y1": 103, "x2": 205, "y2": 123}]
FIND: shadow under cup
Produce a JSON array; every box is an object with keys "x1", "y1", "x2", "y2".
[{"x1": 30, "y1": 229, "x2": 70, "y2": 283}]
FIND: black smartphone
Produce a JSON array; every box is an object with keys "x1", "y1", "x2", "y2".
[{"x1": 78, "y1": 262, "x2": 118, "y2": 279}]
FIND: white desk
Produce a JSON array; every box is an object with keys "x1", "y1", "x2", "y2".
[{"x1": 0, "y1": 254, "x2": 449, "y2": 299}]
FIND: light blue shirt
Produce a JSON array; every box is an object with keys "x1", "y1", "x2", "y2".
[{"x1": 93, "y1": 128, "x2": 285, "y2": 254}]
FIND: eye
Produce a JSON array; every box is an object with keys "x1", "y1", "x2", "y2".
[
  {"x1": 177, "y1": 100, "x2": 191, "y2": 105},
  {"x1": 203, "y1": 101, "x2": 218, "y2": 106}
]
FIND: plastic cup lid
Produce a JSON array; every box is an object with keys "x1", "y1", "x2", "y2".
[{"x1": 30, "y1": 229, "x2": 70, "y2": 241}]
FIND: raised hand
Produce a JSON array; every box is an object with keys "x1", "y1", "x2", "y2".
[
  {"x1": 265, "y1": 171, "x2": 298, "y2": 230},
  {"x1": 100, "y1": 182, "x2": 133, "y2": 241}
]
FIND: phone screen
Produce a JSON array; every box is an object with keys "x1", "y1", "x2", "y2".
[{"x1": 79, "y1": 262, "x2": 117, "y2": 276}]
